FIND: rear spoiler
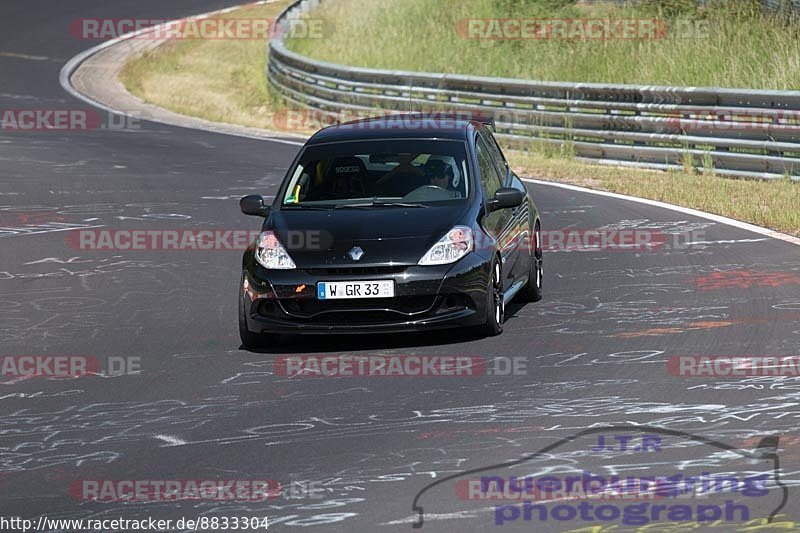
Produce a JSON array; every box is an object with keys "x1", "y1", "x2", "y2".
[
  {"x1": 437, "y1": 112, "x2": 495, "y2": 131},
  {"x1": 399, "y1": 111, "x2": 495, "y2": 131},
  {"x1": 468, "y1": 114, "x2": 496, "y2": 131}
]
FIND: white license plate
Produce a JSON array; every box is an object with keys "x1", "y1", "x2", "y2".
[{"x1": 317, "y1": 280, "x2": 395, "y2": 300}]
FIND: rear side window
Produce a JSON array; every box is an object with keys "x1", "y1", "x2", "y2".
[
  {"x1": 476, "y1": 136, "x2": 503, "y2": 199},
  {"x1": 482, "y1": 130, "x2": 509, "y2": 182}
]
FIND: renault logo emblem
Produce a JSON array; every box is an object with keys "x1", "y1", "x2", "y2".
[{"x1": 348, "y1": 246, "x2": 364, "y2": 261}]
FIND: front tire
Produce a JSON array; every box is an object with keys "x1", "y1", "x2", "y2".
[
  {"x1": 519, "y1": 222, "x2": 543, "y2": 302},
  {"x1": 480, "y1": 257, "x2": 504, "y2": 336}
]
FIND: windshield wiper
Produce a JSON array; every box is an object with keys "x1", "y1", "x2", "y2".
[
  {"x1": 334, "y1": 201, "x2": 429, "y2": 209},
  {"x1": 374, "y1": 201, "x2": 430, "y2": 208}
]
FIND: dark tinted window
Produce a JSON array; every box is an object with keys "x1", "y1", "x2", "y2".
[
  {"x1": 481, "y1": 130, "x2": 508, "y2": 182},
  {"x1": 476, "y1": 136, "x2": 503, "y2": 199}
]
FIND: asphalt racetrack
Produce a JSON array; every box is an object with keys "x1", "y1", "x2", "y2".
[{"x1": 1, "y1": 1, "x2": 799, "y2": 531}]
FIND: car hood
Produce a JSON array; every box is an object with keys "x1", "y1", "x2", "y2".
[{"x1": 267, "y1": 204, "x2": 471, "y2": 267}]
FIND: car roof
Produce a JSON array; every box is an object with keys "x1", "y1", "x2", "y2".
[{"x1": 305, "y1": 113, "x2": 482, "y2": 145}]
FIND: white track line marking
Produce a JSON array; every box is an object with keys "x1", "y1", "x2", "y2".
[
  {"x1": 58, "y1": 1, "x2": 304, "y2": 147},
  {"x1": 522, "y1": 178, "x2": 800, "y2": 247},
  {"x1": 154, "y1": 434, "x2": 186, "y2": 446}
]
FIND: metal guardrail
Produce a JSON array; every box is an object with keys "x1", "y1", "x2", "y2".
[
  {"x1": 761, "y1": 0, "x2": 800, "y2": 12},
  {"x1": 584, "y1": 0, "x2": 800, "y2": 12},
  {"x1": 268, "y1": 0, "x2": 800, "y2": 180}
]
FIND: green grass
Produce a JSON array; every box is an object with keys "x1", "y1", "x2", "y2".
[
  {"x1": 120, "y1": 1, "x2": 292, "y2": 131},
  {"x1": 509, "y1": 152, "x2": 800, "y2": 235},
  {"x1": 287, "y1": 0, "x2": 800, "y2": 89}
]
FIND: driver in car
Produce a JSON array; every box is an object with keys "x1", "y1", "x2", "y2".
[{"x1": 424, "y1": 159, "x2": 458, "y2": 197}]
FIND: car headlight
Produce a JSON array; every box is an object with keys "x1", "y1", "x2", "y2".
[
  {"x1": 418, "y1": 226, "x2": 473, "y2": 265},
  {"x1": 254, "y1": 231, "x2": 296, "y2": 270}
]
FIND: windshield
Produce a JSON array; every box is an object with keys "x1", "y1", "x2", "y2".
[{"x1": 281, "y1": 139, "x2": 470, "y2": 208}]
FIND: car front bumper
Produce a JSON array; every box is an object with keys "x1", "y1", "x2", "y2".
[{"x1": 241, "y1": 252, "x2": 492, "y2": 335}]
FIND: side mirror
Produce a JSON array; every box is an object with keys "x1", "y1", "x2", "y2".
[
  {"x1": 240, "y1": 195, "x2": 270, "y2": 217},
  {"x1": 487, "y1": 187, "x2": 524, "y2": 212}
]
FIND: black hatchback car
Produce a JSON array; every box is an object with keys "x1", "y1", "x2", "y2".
[{"x1": 238, "y1": 114, "x2": 542, "y2": 347}]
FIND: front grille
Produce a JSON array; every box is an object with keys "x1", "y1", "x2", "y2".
[
  {"x1": 302, "y1": 266, "x2": 407, "y2": 276},
  {"x1": 305, "y1": 311, "x2": 416, "y2": 325},
  {"x1": 279, "y1": 295, "x2": 436, "y2": 318}
]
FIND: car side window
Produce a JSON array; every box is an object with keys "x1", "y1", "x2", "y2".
[
  {"x1": 476, "y1": 136, "x2": 503, "y2": 199},
  {"x1": 480, "y1": 130, "x2": 508, "y2": 185}
]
